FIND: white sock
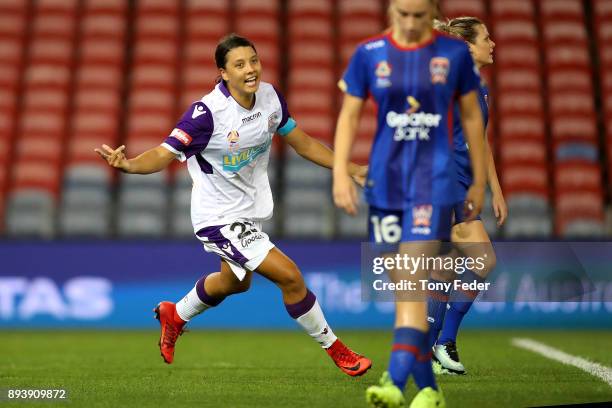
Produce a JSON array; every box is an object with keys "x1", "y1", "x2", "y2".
[
  {"x1": 175, "y1": 286, "x2": 211, "y2": 322},
  {"x1": 295, "y1": 300, "x2": 337, "y2": 348}
]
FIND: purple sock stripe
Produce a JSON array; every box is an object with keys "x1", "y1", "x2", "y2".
[
  {"x1": 195, "y1": 276, "x2": 224, "y2": 307},
  {"x1": 285, "y1": 289, "x2": 316, "y2": 319}
]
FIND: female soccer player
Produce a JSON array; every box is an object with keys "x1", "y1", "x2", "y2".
[
  {"x1": 95, "y1": 34, "x2": 372, "y2": 377},
  {"x1": 427, "y1": 17, "x2": 506, "y2": 376},
  {"x1": 333, "y1": 0, "x2": 487, "y2": 406}
]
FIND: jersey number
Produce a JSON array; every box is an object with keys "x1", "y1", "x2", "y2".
[
  {"x1": 230, "y1": 221, "x2": 256, "y2": 239},
  {"x1": 370, "y1": 215, "x2": 402, "y2": 244}
]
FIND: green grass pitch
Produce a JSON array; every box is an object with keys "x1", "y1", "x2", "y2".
[{"x1": 2, "y1": 330, "x2": 612, "y2": 407}]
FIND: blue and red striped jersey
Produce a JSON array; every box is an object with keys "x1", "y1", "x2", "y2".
[{"x1": 340, "y1": 31, "x2": 481, "y2": 209}]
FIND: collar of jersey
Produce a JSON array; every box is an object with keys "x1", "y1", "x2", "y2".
[
  {"x1": 218, "y1": 81, "x2": 258, "y2": 112},
  {"x1": 386, "y1": 30, "x2": 436, "y2": 51}
]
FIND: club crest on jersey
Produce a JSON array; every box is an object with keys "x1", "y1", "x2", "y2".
[
  {"x1": 375, "y1": 61, "x2": 392, "y2": 88},
  {"x1": 227, "y1": 130, "x2": 240, "y2": 153},
  {"x1": 411, "y1": 204, "x2": 433, "y2": 235},
  {"x1": 170, "y1": 128, "x2": 192, "y2": 146},
  {"x1": 268, "y1": 112, "x2": 279, "y2": 132},
  {"x1": 430, "y1": 57, "x2": 450, "y2": 84}
]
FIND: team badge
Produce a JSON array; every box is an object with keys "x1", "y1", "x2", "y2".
[
  {"x1": 375, "y1": 61, "x2": 392, "y2": 78},
  {"x1": 268, "y1": 112, "x2": 279, "y2": 132},
  {"x1": 375, "y1": 61, "x2": 392, "y2": 88},
  {"x1": 227, "y1": 130, "x2": 240, "y2": 153},
  {"x1": 411, "y1": 205, "x2": 433, "y2": 235},
  {"x1": 430, "y1": 57, "x2": 450, "y2": 84}
]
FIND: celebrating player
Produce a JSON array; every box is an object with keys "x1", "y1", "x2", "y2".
[
  {"x1": 95, "y1": 34, "x2": 372, "y2": 377},
  {"x1": 427, "y1": 17, "x2": 506, "y2": 376},
  {"x1": 333, "y1": 0, "x2": 487, "y2": 406}
]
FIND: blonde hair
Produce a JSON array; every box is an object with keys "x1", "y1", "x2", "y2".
[{"x1": 434, "y1": 16, "x2": 483, "y2": 44}]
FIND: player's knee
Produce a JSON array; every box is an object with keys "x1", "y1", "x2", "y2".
[
  {"x1": 277, "y1": 262, "x2": 305, "y2": 293},
  {"x1": 232, "y1": 274, "x2": 252, "y2": 294}
]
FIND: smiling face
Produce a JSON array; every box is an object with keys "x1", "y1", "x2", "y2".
[
  {"x1": 468, "y1": 24, "x2": 495, "y2": 68},
  {"x1": 220, "y1": 46, "x2": 262, "y2": 102},
  {"x1": 389, "y1": 0, "x2": 435, "y2": 44}
]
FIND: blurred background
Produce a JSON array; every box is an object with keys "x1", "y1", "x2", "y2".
[
  {"x1": 1, "y1": 0, "x2": 612, "y2": 330},
  {"x1": 1, "y1": 0, "x2": 611, "y2": 240}
]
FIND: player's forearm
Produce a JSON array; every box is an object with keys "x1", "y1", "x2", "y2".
[
  {"x1": 125, "y1": 147, "x2": 172, "y2": 174},
  {"x1": 333, "y1": 111, "x2": 359, "y2": 177},
  {"x1": 485, "y1": 139, "x2": 502, "y2": 195},
  {"x1": 294, "y1": 134, "x2": 361, "y2": 176}
]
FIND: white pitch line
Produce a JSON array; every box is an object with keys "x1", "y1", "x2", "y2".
[{"x1": 512, "y1": 337, "x2": 612, "y2": 387}]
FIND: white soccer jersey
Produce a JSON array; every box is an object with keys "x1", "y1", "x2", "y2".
[{"x1": 162, "y1": 81, "x2": 296, "y2": 233}]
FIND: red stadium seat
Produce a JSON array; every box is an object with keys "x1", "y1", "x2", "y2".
[
  {"x1": 555, "y1": 187, "x2": 604, "y2": 220},
  {"x1": 540, "y1": 0, "x2": 584, "y2": 19},
  {"x1": 542, "y1": 20, "x2": 588, "y2": 45},
  {"x1": 133, "y1": 38, "x2": 179, "y2": 64},
  {"x1": 76, "y1": 64, "x2": 123, "y2": 88},
  {"x1": 136, "y1": 0, "x2": 179, "y2": 15},
  {"x1": 492, "y1": 19, "x2": 538, "y2": 43},
  {"x1": 498, "y1": 114, "x2": 545, "y2": 139},
  {"x1": 554, "y1": 162, "x2": 602, "y2": 189},
  {"x1": 80, "y1": 38, "x2": 125, "y2": 65},
  {"x1": 496, "y1": 91, "x2": 544, "y2": 116},
  {"x1": 29, "y1": 38, "x2": 74, "y2": 64},
  {"x1": 135, "y1": 14, "x2": 179, "y2": 40},
  {"x1": 498, "y1": 137, "x2": 547, "y2": 166},
  {"x1": 31, "y1": 12, "x2": 77, "y2": 39},
  {"x1": 81, "y1": 11, "x2": 127, "y2": 40},
  {"x1": 546, "y1": 68, "x2": 592, "y2": 93},
  {"x1": 84, "y1": 0, "x2": 127, "y2": 14},
  {"x1": 548, "y1": 91, "x2": 595, "y2": 115},
  {"x1": 441, "y1": 0, "x2": 486, "y2": 19},
  {"x1": 550, "y1": 114, "x2": 597, "y2": 141},
  {"x1": 495, "y1": 68, "x2": 541, "y2": 92},
  {"x1": 491, "y1": 0, "x2": 535, "y2": 19},
  {"x1": 501, "y1": 164, "x2": 549, "y2": 191},
  {"x1": 495, "y1": 44, "x2": 540, "y2": 68},
  {"x1": 545, "y1": 45, "x2": 590, "y2": 68},
  {"x1": 288, "y1": 0, "x2": 332, "y2": 15},
  {"x1": 131, "y1": 63, "x2": 176, "y2": 88}
]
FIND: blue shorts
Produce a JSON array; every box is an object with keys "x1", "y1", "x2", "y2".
[
  {"x1": 368, "y1": 204, "x2": 457, "y2": 245},
  {"x1": 453, "y1": 179, "x2": 481, "y2": 225}
]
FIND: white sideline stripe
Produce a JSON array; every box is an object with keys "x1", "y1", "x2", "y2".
[{"x1": 512, "y1": 337, "x2": 612, "y2": 387}]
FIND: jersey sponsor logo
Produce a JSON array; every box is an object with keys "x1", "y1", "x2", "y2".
[
  {"x1": 222, "y1": 139, "x2": 271, "y2": 172},
  {"x1": 386, "y1": 98, "x2": 442, "y2": 142},
  {"x1": 192, "y1": 104, "x2": 207, "y2": 119},
  {"x1": 241, "y1": 232, "x2": 265, "y2": 249},
  {"x1": 375, "y1": 61, "x2": 392, "y2": 88},
  {"x1": 170, "y1": 128, "x2": 193, "y2": 145},
  {"x1": 227, "y1": 130, "x2": 240, "y2": 153},
  {"x1": 241, "y1": 111, "x2": 262, "y2": 125},
  {"x1": 365, "y1": 39, "x2": 385, "y2": 50},
  {"x1": 411, "y1": 204, "x2": 433, "y2": 235},
  {"x1": 430, "y1": 57, "x2": 450, "y2": 84}
]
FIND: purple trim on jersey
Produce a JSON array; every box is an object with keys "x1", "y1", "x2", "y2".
[
  {"x1": 195, "y1": 275, "x2": 224, "y2": 306},
  {"x1": 285, "y1": 289, "x2": 316, "y2": 319},
  {"x1": 196, "y1": 225, "x2": 249, "y2": 266},
  {"x1": 196, "y1": 154, "x2": 213, "y2": 174},
  {"x1": 273, "y1": 86, "x2": 291, "y2": 129},
  {"x1": 167, "y1": 102, "x2": 214, "y2": 159},
  {"x1": 218, "y1": 81, "x2": 231, "y2": 98}
]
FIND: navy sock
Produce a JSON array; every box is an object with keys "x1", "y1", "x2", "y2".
[
  {"x1": 388, "y1": 327, "x2": 425, "y2": 390},
  {"x1": 412, "y1": 330, "x2": 438, "y2": 390},
  {"x1": 438, "y1": 270, "x2": 484, "y2": 344},
  {"x1": 426, "y1": 279, "x2": 451, "y2": 348}
]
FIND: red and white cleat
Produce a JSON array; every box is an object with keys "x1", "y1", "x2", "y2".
[
  {"x1": 326, "y1": 339, "x2": 372, "y2": 377},
  {"x1": 153, "y1": 301, "x2": 186, "y2": 364}
]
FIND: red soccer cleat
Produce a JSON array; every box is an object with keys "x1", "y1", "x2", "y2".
[
  {"x1": 326, "y1": 339, "x2": 372, "y2": 377},
  {"x1": 153, "y1": 301, "x2": 186, "y2": 364}
]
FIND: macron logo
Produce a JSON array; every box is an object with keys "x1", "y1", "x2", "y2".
[{"x1": 192, "y1": 104, "x2": 207, "y2": 119}]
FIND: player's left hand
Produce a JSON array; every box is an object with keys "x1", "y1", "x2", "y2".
[
  {"x1": 492, "y1": 191, "x2": 508, "y2": 226},
  {"x1": 351, "y1": 165, "x2": 368, "y2": 188},
  {"x1": 464, "y1": 184, "x2": 485, "y2": 222}
]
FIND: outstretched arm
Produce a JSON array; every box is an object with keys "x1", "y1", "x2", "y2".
[
  {"x1": 94, "y1": 144, "x2": 176, "y2": 174},
  {"x1": 284, "y1": 126, "x2": 367, "y2": 186}
]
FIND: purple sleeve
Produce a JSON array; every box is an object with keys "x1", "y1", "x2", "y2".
[
  {"x1": 456, "y1": 44, "x2": 480, "y2": 96},
  {"x1": 162, "y1": 101, "x2": 214, "y2": 159},
  {"x1": 273, "y1": 86, "x2": 291, "y2": 129}
]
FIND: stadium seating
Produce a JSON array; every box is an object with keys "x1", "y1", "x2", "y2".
[{"x1": 2, "y1": 0, "x2": 612, "y2": 239}]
